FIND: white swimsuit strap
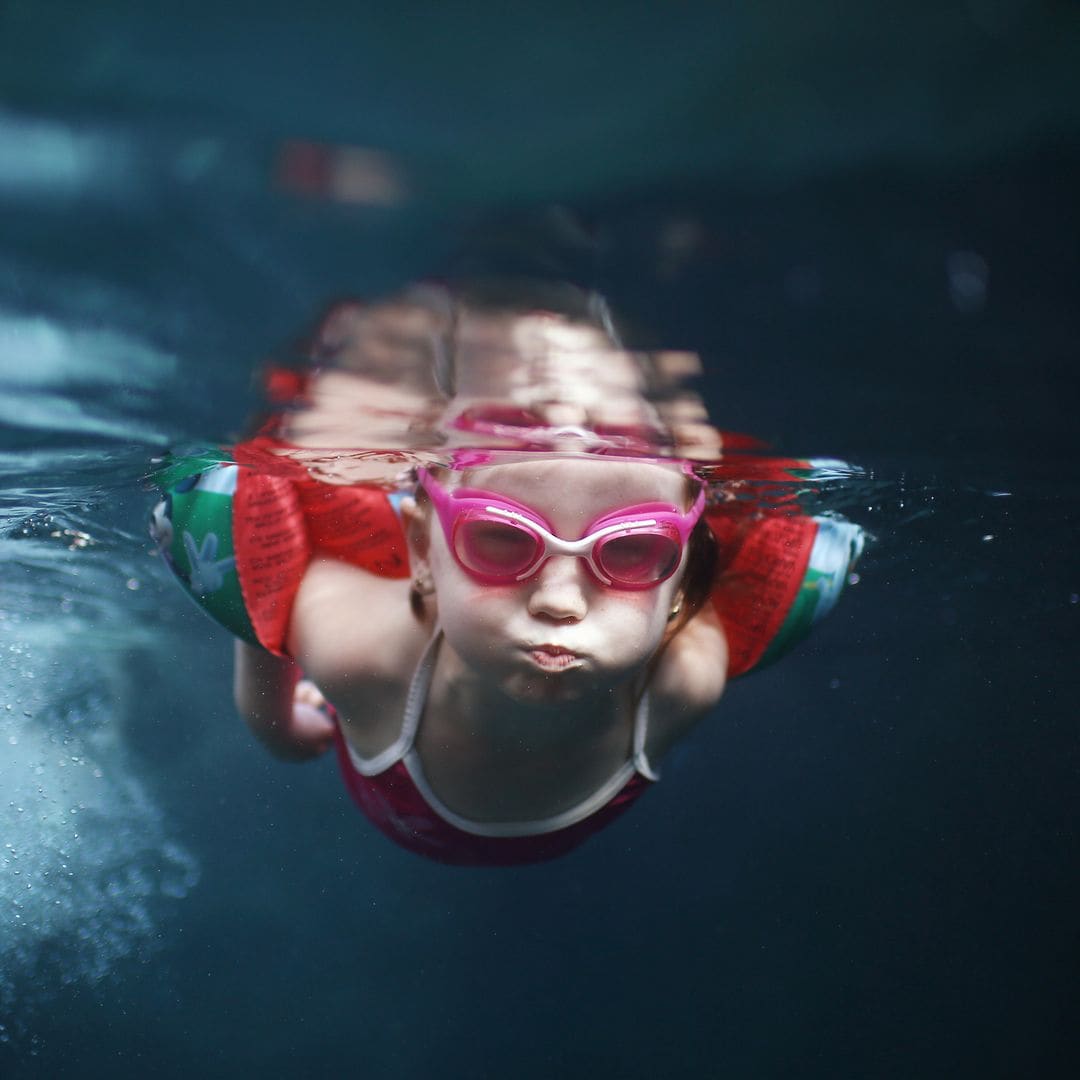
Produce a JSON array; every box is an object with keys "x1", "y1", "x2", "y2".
[
  {"x1": 342, "y1": 627, "x2": 441, "y2": 778},
  {"x1": 402, "y1": 753, "x2": 640, "y2": 838},
  {"x1": 631, "y1": 690, "x2": 660, "y2": 782},
  {"x1": 345, "y1": 627, "x2": 661, "y2": 800},
  {"x1": 401, "y1": 682, "x2": 660, "y2": 840}
]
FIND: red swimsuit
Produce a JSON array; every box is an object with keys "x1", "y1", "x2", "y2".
[{"x1": 332, "y1": 632, "x2": 657, "y2": 866}]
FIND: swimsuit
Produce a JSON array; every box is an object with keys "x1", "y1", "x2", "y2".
[{"x1": 332, "y1": 630, "x2": 657, "y2": 866}]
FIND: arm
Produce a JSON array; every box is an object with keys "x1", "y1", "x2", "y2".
[
  {"x1": 233, "y1": 641, "x2": 336, "y2": 762},
  {"x1": 649, "y1": 604, "x2": 729, "y2": 756}
]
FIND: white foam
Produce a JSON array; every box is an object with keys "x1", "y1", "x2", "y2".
[{"x1": 0, "y1": 608, "x2": 198, "y2": 1040}]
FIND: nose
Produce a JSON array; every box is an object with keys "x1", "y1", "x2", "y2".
[{"x1": 526, "y1": 556, "x2": 589, "y2": 623}]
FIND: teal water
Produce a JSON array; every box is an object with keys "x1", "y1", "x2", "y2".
[{"x1": 2, "y1": 6, "x2": 1079, "y2": 1078}]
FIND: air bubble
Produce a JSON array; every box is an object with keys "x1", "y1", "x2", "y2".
[{"x1": 2, "y1": 553, "x2": 199, "y2": 1036}]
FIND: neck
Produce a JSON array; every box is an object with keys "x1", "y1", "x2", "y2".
[{"x1": 429, "y1": 638, "x2": 638, "y2": 755}]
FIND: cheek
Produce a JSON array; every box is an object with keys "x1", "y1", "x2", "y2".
[
  {"x1": 431, "y1": 567, "x2": 513, "y2": 650},
  {"x1": 591, "y1": 590, "x2": 673, "y2": 654},
  {"x1": 439, "y1": 601, "x2": 522, "y2": 679},
  {"x1": 442, "y1": 591, "x2": 504, "y2": 636}
]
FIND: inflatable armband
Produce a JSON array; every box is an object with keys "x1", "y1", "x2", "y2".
[
  {"x1": 704, "y1": 453, "x2": 864, "y2": 673},
  {"x1": 153, "y1": 448, "x2": 861, "y2": 674},
  {"x1": 151, "y1": 447, "x2": 408, "y2": 655}
]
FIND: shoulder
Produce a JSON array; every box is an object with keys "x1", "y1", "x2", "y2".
[
  {"x1": 647, "y1": 606, "x2": 728, "y2": 751},
  {"x1": 287, "y1": 558, "x2": 429, "y2": 687}
]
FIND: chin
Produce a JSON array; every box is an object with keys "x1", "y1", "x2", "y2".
[
  {"x1": 502, "y1": 661, "x2": 638, "y2": 706},
  {"x1": 501, "y1": 671, "x2": 591, "y2": 706}
]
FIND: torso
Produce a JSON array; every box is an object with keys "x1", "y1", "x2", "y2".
[{"x1": 286, "y1": 557, "x2": 727, "y2": 826}]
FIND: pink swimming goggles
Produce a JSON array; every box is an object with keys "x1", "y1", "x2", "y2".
[{"x1": 418, "y1": 467, "x2": 705, "y2": 589}]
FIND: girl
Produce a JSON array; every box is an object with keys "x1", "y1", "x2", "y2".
[
  {"x1": 232, "y1": 450, "x2": 726, "y2": 865},
  {"x1": 154, "y1": 282, "x2": 862, "y2": 864}
]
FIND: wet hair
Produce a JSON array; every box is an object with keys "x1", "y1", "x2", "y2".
[{"x1": 428, "y1": 276, "x2": 623, "y2": 398}]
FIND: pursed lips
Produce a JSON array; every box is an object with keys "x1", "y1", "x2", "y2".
[{"x1": 523, "y1": 643, "x2": 585, "y2": 671}]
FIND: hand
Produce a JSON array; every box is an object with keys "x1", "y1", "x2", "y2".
[
  {"x1": 234, "y1": 642, "x2": 337, "y2": 763},
  {"x1": 267, "y1": 679, "x2": 337, "y2": 762}
]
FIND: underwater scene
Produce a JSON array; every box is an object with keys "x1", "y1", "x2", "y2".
[{"x1": 1, "y1": 5, "x2": 1079, "y2": 1078}]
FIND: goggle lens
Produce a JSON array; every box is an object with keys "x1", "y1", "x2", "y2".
[
  {"x1": 455, "y1": 518, "x2": 542, "y2": 578},
  {"x1": 595, "y1": 528, "x2": 681, "y2": 586}
]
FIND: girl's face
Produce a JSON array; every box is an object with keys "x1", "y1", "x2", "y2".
[{"x1": 416, "y1": 458, "x2": 691, "y2": 705}]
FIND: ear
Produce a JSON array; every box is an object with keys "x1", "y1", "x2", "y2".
[
  {"x1": 401, "y1": 495, "x2": 431, "y2": 571},
  {"x1": 660, "y1": 583, "x2": 684, "y2": 631}
]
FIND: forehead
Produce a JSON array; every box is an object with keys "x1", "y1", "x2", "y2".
[{"x1": 457, "y1": 458, "x2": 688, "y2": 526}]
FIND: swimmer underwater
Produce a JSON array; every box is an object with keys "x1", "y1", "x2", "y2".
[{"x1": 151, "y1": 282, "x2": 864, "y2": 866}]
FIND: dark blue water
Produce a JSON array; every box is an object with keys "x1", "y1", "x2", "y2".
[{"x1": 2, "y1": 6, "x2": 1079, "y2": 1078}]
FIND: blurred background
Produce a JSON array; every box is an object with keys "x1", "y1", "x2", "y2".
[
  {"x1": 1, "y1": 3, "x2": 1078, "y2": 1078},
  {"x1": 3, "y1": 1, "x2": 1078, "y2": 454}
]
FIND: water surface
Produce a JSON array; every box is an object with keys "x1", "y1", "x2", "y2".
[{"x1": 2, "y1": 12, "x2": 1079, "y2": 1075}]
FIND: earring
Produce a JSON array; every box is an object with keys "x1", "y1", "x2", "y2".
[
  {"x1": 667, "y1": 599, "x2": 683, "y2": 622},
  {"x1": 409, "y1": 572, "x2": 435, "y2": 619}
]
